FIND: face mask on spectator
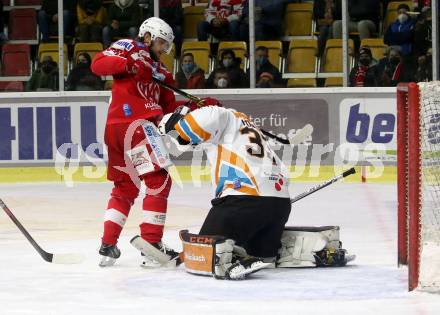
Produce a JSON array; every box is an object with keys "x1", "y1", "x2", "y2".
[
  {"x1": 217, "y1": 78, "x2": 228, "y2": 88},
  {"x1": 41, "y1": 62, "x2": 55, "y2": 74},
  {"x1": 256, "y1": 56, "x2": 268, "y2": 66},
  {"x1": 390, "y1": 56, "x2": 400, "y2": 66},
  {"x1": 223, "y1": 58, "x2": 233, "y2": 68},
  {"x1": 398, "y1": 13, "x2": 409, "y2": 23},
  {"x1": 359, "y1": 57, "x2": 370, "y2": 66},
  {"x1": 182, "y1": 63, "x2": 195, "y2": 74}
]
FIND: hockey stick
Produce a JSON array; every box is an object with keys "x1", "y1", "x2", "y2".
[
  {"x1": 152, "y1": 77, "x2": 313, "y2": 145},
  {"x1": 0, "y1": 199, "x2": 84, "y2": 264},
  {"x1": 290, "y1": 167, "x2": 356, "y2": 204}
]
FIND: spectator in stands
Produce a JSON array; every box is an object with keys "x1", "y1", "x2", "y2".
[
  {"x1": 38, "y1": 0, "x2": 76, "y2": 42},
  {"x1": 207, "y1": 68, "x2": 230, "y2": 89},
  {"x1": 254, "y1": 46, "x2": 284, "y2": 88},
  {"x1": 77, "y1": 0, "x2": 106, "y2": 42},
  {"x1": 208, "y1": 49, "x2": 246, "y2": 88},
  {"x1": 348, "y1": 47, "x2": 379, "y2": 87},
  {"x1": 0, "y1": 2, "x2": 7, "y2": 43},
  {"x1": 102, "y1": 0, "x2": 141, "y2": 48},
  {"x1": 415, "y1": 48, "x2": 433, "y2": 82},
  {"x1": 332, "y1": 0, "x2": 381, "y2": 41},
  {"x1": 313, "y1": 0, "x2": 337, "y2": 56},
  {"x1": 384, "y1": 4, "x2": 416, "y2": 56},
  {"x1": 159, "y1": 0, "x2": 183, "y2": 54},
  {"x1": 414, "y1": 6, "x2": 432, "y2": 56},
  {"x1": 239, "y1": 0, "x2": 291, "y2": 41},
  {"x1": 66, "y1": 52, "x2": 104, "y2": 90},
  {"x1": 25, "y1": 56, "x2": 59, "y2": 92},
  {"x1": 197, "y1": 0, "x2": 244, "y2": 41},
  {"x1": 175, "y1": 53, "x2": 206, "y2": 89},
  {"x1": 377, "y1": 46, "x2": 414, "y2": 86}
]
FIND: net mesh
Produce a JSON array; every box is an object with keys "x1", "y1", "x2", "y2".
[{"x1": 418, "y1": 82, "x2": 440, "y2": 292}]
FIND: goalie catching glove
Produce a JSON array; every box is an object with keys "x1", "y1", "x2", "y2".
[
  {"x1": 179, "y1": 230, "x2": 271, "y2": 280},
  {"x1": 276, "y1": 226, "x2": 355, "y2": 268}
]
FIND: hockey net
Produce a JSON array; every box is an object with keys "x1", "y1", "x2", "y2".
[{"x1": 397, "y1": 82, "x2": 440, "y2": 292}]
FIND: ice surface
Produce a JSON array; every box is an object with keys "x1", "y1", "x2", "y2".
[{"x1": 1, "y1": 182, "x2": 439, "y2": 315}]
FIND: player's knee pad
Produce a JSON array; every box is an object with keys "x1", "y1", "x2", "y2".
[
  {"x1": 126, "y1": 120, "x2": 173, "y2": 177},
  {"x1": 179, "y1": 230, "x2": 235, "y2": 279},
  {"x1": 277, "y1": 226, "x2": 354, "y2": 268},
  {"x1": 111, "y1": 180, "x2": 139, "y2": 206},
  {"x1": 143, "y1": 169, "x2": 172, "y2": 198}
]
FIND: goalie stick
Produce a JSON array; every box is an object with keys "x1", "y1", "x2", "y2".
[
  {"x1": 0, "y1": 199, "x2": 84, "y2": 264},
  {"x1": 153, "y1": 77, "x2": 313, "y2": 146},
  {"x1": 290, "y1": 167, "x2": 356, "y2": 204}
]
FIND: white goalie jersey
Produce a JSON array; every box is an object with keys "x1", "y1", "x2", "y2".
[{"x1": 174, "y1": 106, "x2": 290, "y2": 199}]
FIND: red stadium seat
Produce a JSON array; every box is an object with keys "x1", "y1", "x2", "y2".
[
  {"x1": 8, "y1": 8, "x2": 37, "y2": 40},
  {"x1": 0, "y1": 81, "x2": 24, "y2": 92},
  {"x1": 15, "y1": 0, "x2": 42, "y2": 4},
  {"x1": 2, "y1": 44, "x2": 31, "y2": 76}
]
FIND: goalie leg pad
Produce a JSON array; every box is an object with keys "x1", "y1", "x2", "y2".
[
  {"x1": 277, "y1": 226, "x2": 354, "y2": 268},
  {"x1": 179, "y1": 230, "x2": 233, "y2": 278}
]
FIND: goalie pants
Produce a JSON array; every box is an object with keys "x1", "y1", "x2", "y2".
[
  {"x1": 199, "y1": 195, "x2": 291, "y2": 258},
  {"x1": 102, "y1": 122, "x2": 172, "y2": 246}
]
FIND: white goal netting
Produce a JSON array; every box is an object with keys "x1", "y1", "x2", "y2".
[{"x1": 418, "y1": 82, "x2": 440, "y2": 292}]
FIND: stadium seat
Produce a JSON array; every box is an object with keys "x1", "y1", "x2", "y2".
[
  {"x1": 360, "y1": 38, "x2": 387, "y2": 61},
  {"x1": 283, "y1": 3, "x2": 314, "y2": 37},
  {"x1": 286, "y1": 39, "x2": 318, "y2": 73},
  {"x1": 384, "y1": 1, "x2": 414, "y2": 31},
  {"x1": 181, "y1": 41, "x2": 211, "y2": 73},
  {"x1": 2, "y1": 44, "x2": 31, "y2": 76},
  {"x1": 8, "y1": 8, "x2": 37, "y2": 40},
  {"x1": 255, "y1": 41, "x2": 282, "y2": 70},
  {"x1": 218, "y1": 41, "x2": 247, "y2": 70},
  {"x1": 0, "y1": 81, "x2": 24, "y2": 92},
  {"x1": 321, "y1": 39, "x2": 354, "y2": 73},
  {"x1": 160, "y1": 43, "x2": 176, "y2": 75},
  {"x1": 183, "y1": 6, "x2": 205, "y2": 40},
  {"x1": 15, "y1": 0, "x2": 42, "y2": 4},
  {"x1": 324, "y1": 77, "x2": 343, "y2": 87},
  {"x1": 73, "y1": 42, "x2": 104, "y2": 63},
  {"x1": 38, "y1": 43, "x2": 68, "y2": 73},
  {"x1": 287, "y1": 78, "x2": 316, "y2": 88}
]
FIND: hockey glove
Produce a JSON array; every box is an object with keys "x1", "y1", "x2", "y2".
[{"x1": 126, "y1": 56, "x2": 152, "y2": 84}]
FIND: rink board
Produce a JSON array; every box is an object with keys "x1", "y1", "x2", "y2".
[{"x1": 0, "y1": 88, "x2": 397, "y2": 183}]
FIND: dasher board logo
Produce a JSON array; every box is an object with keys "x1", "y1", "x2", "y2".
[{"x1": 339, "y1": 98, "x2": 396, "y2": 148}]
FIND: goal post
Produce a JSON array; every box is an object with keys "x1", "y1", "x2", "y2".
[{"x1": 397, "y1": 82, "x2": 440, "y2": 292}]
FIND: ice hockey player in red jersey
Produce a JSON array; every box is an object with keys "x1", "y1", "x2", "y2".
[{"x1": 91, "y1": 17, "x2": 181, "y2": 267}]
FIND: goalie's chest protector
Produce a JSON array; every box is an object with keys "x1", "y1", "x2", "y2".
[{"x1": 202, "y1": 111, "x2": 290, "y2": 199}]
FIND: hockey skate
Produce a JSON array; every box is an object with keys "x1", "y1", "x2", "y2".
[
  {"x1": 130, "y1": 235, "x2": 181, "y2": 268},
  {"x1": 225, "y1": 257, "x2": 271, "y2": 280},
  {"x1": 99, "y1": 243, "x2": 121, "y2": 267}
]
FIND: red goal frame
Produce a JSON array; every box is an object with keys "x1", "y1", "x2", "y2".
[{"x1": 397, "y1": 82, "x2": 421, "y2": 291}]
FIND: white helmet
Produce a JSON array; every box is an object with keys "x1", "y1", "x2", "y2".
[{"x1": 138, "y1": 17, "x2": 174, "y2": 54}]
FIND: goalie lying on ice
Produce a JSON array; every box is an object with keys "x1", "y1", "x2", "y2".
[{"x1": 158, "y1": 105, "x2": 355, "y2": 279}]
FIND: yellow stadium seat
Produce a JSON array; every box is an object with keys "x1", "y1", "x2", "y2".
[
  {"x1": 218, "y1": 41, "x2": 247, "y2": 70},
  {"x1": 324, "y1": 77, "x2": 343, "y2": 87},
  {"x1": 287, "y1": 78, "x2": 316, "y2": 88},
  {"x1": 384, "y1": 1, "x2": 414, "y2": 31},
  {"x1": 73, "y1": 42, "x2": 103, "y2": 64},
  {"x1": 255, "y1": 41, "x2": 282, "y2": 70},
  {"x1": 286, "y1": 39, "x2": 318, "y2": 74},
  {"x1": 360, "y1": 38, "x2": 387, "y2": 61},
  {"x1": 38, "y1": 43, "x2": 68, "y2": 73},
  {"x1": 183, "y1": 6, "x2": 205, "y2": 39},
  {"x1": 321, "y1": 39, "x2": 354, "y2": 73},
  {"x1": 283, "y1": 3, "x2": 313, "y2": 37},
  {"x1": 181, "y1": 41, "x2": 211, "y2": 74},
  {"x1": 160, "y1": 44, "x2": 176, "y2": 75}
]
